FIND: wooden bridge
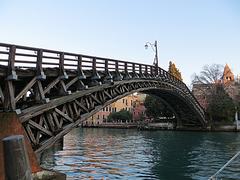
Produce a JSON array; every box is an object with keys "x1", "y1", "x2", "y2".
[{"x1": 0, "y1": 43, "x2": 206, "y2": 154}]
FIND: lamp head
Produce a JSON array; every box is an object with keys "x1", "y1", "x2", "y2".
[{"x1": 144, "y1": 44, "x2": 148, "y2": 49}]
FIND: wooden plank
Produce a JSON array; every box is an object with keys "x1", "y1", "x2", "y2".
[
  {"x1": 29, "y1": 120, "x2": 53, "y2": 136},
  {"x1": 90, "y1": 94, "x2": 101, "y2": 104},
  {"x1": 52, "y1": 111, "x2": 61, "y2": 129},
  {"x1": 75, "y1": 99, "x2": 89, "y2": 113},
  {"x1": 85, "y1": 97, "x2": 90, "y2": 109},
  {"x1": 15, "y1": 77, "x2": 36, "y2": 102},
  {"x1": 122, "y1": 84, "x2": 129, "y2": 92},
  {"x1": 7, "y1": 45, "x2": 16, "y2": 76},
  {"x1": 59, "y1": 80, "x2": 67, "y2": 94},
  {"x1": 25, "y1": 124, "x2": 37, "y2": 145},
  {"x1": 55, "y1": 108, "x2": 73, "y2": 122},
  {"x1": 73, "y1": 102, "x2": 81, "y2": 116},
  {"x1": 0, "y1": 84, "x2": 4, "y2": 103},
  {"x1": 98, "y1": 91, "x2": 104, "y2": 103},
  {"x1": 88, "y1": 96, "x2": 94, "y2": 109},
  {"x1": 36, "y1": 116, "x2": 44, "y2": 144},
  {"x1": 67, "y1": 104, "x2": 74, "y2": 119},
  {"x1": 59, "y1": 118, "x2": 63, "y2": 128},
  {"x1": 66, "y1": 77, "x2": 78, "y2": 89},
  {"x1": 109, "y1": 89, "x2": 114, "y2": 97},
  {"x1": 45, "y1": 113, "x2": 56, "y2": 132},
  {"x1": 62, "y1": 104, "x2": 67, "y2": 114},
  {"x1": 36, "y1": 81, "x2": 45, "y2": 100},
  {"x1": 36, "y1": 49, "x2": 43, "y2": 75},
  {"x1": 43, "y1": 77, "x2": 60, "y2": 94},
  {"x1": 42, "y1": 116, "x2": 50, "y2": 131},
  {"x1": 114, "y1": 86, "x2": 121, "y2": 94},
  {"x1": 59, "y1": 52, "x2": 64, "y2": 74},
  {"x1": 103, "y1": 90, "x2": 112, "y2": 99},
  {"x1": 4, "y1": 81, "x2": 16, "y2": 110}
]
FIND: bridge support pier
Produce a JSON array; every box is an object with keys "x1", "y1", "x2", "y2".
[
  {"x1": 0, "y1": 112, "x2": 41, "y2": 179},
  {"x1": 0, "y1": 112, "x2": 67, "y2": 180}
]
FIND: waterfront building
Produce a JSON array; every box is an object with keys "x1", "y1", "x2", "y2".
[
  {"x1": 132, "y1": 94, "x2": 147, "y2": 121},
  {"x1": 83, "y1": 93, "x2": 146, "y2": 126}
]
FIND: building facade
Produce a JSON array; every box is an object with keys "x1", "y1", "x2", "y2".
[{"x1": 83, "y1": 93, "x2": 146, "y2": 126}]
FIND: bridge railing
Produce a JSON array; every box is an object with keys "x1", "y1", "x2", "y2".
[
  {"x1": 0, "y1": 42, "x2": 177, "y2": 80},
  {"x1": 0, "y1": 43, "x2": 157, "y2": 75},
  {"x1": 0, "y1": 43, "x2": 204, "y2": 117}
]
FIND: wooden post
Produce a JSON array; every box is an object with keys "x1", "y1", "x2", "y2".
[
  {"x1": 103, "y1": 59, "x2": 113, "y2": 83},
  {"x1": 76, "y1": 55, "x2": 87, "y2": 89},
  {"x1": 132, "y1": 63, "x2": 139, "y2": 78},
  {"x1": 77, "y1": 55, "x2": 86, "y2": 79},
  {"x1": 4, "y1": 45, "x2": 17, "y2": 111},
  {"x1": 150, "y1": 66, "x2": 154, "y2": 77},
  {"x1": 58, "y1": 52, "x2": 69, "y2": 95},
  {"x1": 90, "y1": 57, "x2": 101, "y2": 86},
  {"x1": 139, "y1": 64, "x2": 143, "y2": 78},
  {"x1": 91, "y1": 57, "x2": 100, "y2": 80},
  {"x1": 144, "y1": 65, "x2": 150, "y2": 78},
  {"x1": 123, "y1": 62, "x2": 131, "y2": 80},
  {"x1": 59, "y1": 52, "x2": 68, "y2": 80},
  {"x1": 155, "y1": 66, "x2": 159, "y2": 76},
  {"x1": 2, "y1": 135, "x2": 32, "y2": 180},
  {"x1": 36, "y1": 49, "x2": 46, "y2": 80},
  {"x1": 114, "y1": 61, "x2": 122, "y2": 81},
  {"x1": 35, "y1": 49, "x2": 48, "y2": 103},
  {"x1": 7, "y1": 46, "x2": 17, "y2": 81}
]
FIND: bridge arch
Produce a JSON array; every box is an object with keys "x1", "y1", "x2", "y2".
[
  {"x1": 0, "y1": 43, "x2": 206, "y2": 154},
  {"x1": 16, "y1": 79, "x2": 205, "y2": 154}
]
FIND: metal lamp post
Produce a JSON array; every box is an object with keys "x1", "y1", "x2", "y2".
[{"x1": 145, "y1": 40, "x2": 159, "y2": 75}]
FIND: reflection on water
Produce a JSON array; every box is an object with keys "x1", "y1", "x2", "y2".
[{"x1": 41, "y1": 128, "x2": 240, "y2": 179}]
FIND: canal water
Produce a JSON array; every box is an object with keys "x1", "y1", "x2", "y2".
[{"x1": 41, "y1": 128, "x2": 240, "y2": 180}]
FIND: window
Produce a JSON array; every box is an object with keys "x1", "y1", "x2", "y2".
[
  {"x1": 97, "y1": 115, "x2": 100, "y2": 119},
  {"x1": 123, "y1": 99, "x2": 125, "y2": 103},
  {"x1": 103, "y1": 115, "x2": 105, "y2": 119},
  {"x1": 126, "y1": 99, "x2": 128, "y2": 105},
  {"x1": 102, "y1": 108, "x2": 105, "y2": 111},
  {"x1": 106, "y1": 107, "x2": 108, "y2": 112},
  {"x1": 109, "y1": 107, "x2": 111, "y2": 112}
]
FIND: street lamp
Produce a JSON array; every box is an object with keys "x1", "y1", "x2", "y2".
[{"x1": 145, "y1": 40, "x2": 159, "y2": 69}]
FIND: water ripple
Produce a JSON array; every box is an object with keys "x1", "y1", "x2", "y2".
[{"x1": 41, "y1": 129, "x2": 240, "y2": 179}]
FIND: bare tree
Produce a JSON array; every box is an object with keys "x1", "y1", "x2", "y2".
[
  {"x1": 192, "y1": 64, "x2": 224, "y2": 84},
  {"x1": 192, "y1": 64, "x2": 236, "y2": 123},
  {"x1": 191, "y1": 64, "x2": 224, "y2": 99}
]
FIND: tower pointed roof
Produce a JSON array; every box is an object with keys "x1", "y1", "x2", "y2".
[
  {"x1": 224, "y1": 64, "x2": 231, "y2": 74},
  {"x1": 223, "y1": 64, "x2": 234, "y2": 84}
]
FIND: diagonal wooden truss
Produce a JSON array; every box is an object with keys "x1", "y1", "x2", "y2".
[{"x1": 10, "y1": 79, "x2": 205, "y2": 154}]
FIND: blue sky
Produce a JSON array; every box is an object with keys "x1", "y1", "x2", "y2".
[{"x1": 1, "y1": 0, "x2": 240, "y2": 85}]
